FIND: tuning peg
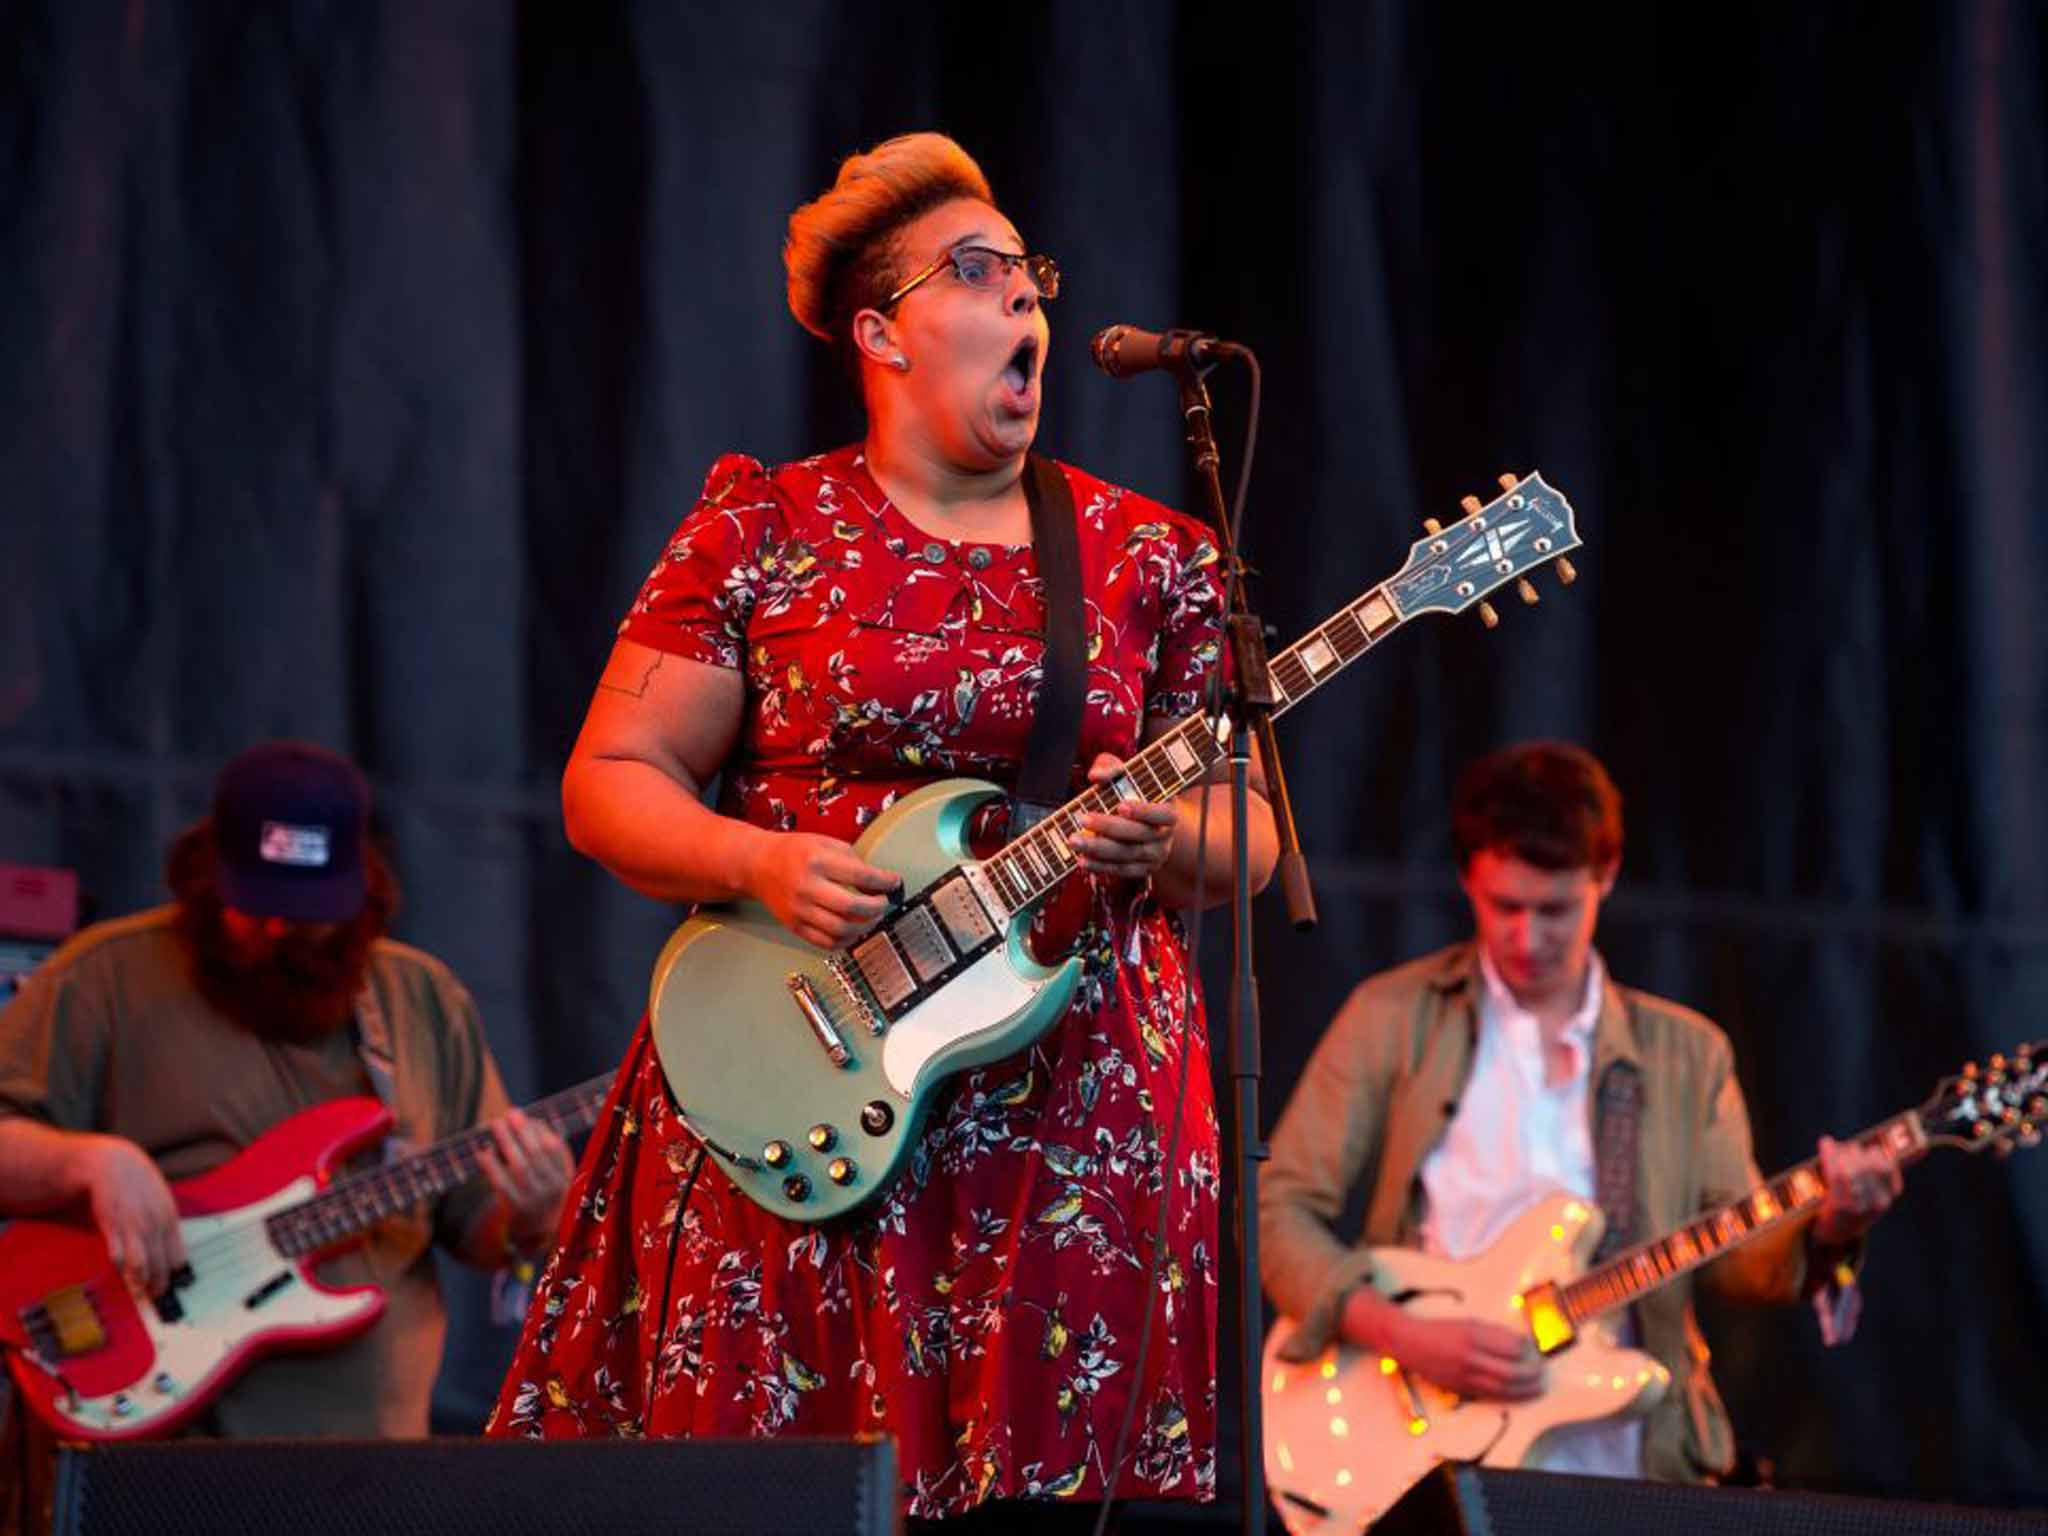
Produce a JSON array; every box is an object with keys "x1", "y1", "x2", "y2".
[
  {"x1": 1477, "y1": 601, "x2": 1500, "y2": 630},
  {"x1": 1555, "y1": 557, "x2": 1578, "y2": 586},
  {"x1": 1498, "y1": 473, "x2": 1520, "y2": 492},
  {"x1": 1461, "y1": 495, "x2": 1484, "y2": 517},
  {"x1": 1517, "y1": 579, "x2": 1539, "y2": 606},
  {"x1": 1423, "y1": 518, "x2": 1443, "y2": 536}
]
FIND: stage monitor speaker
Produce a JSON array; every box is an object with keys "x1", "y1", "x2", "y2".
[
  {"x1": 1372, "y1": 1464, "x2": 2048, "y2": 1536},
  {"x1": 50, "y1": 1435, "x2": 898, "y2": 1536}
]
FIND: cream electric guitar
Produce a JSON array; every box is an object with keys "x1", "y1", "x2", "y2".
[
  {"x1": 1261, "y1": 1045, "x2": 2048, "y2": 1533},
  {"x1": 651, "y1": 474, "x2": 1581, "y2": 1223}
]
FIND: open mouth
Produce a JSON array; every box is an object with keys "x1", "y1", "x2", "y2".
[{"x1": 1002, "y1": 335, "x2": 1040, "y2": 396}]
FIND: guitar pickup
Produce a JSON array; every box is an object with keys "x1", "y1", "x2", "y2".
[
  {"x1": 1521, "y1": 1281, "x2": 1576, "y2": 1355},
  {"x1": 152, "y1": 1264, "x2": 197, "y2": 1325},
  {"x1": 243, "y1": 1271, "x2": 295, "y2": 1310}
]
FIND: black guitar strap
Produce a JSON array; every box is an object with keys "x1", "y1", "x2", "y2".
[
  {"x1": 1590, "y1": 1057, "x2": 1644, "y2": 1264},
  {"x1": 1013, "y1": 452, "x2": 1086, "y2": 832}
]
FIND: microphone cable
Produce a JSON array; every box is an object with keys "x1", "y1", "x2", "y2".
[{"x1": 1092, "y1": 346, "x2": 1262, "y2": 1536}]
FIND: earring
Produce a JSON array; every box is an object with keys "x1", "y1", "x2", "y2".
[{"x1": 891, "y1": 355, "x2": 911, "y2": 372}]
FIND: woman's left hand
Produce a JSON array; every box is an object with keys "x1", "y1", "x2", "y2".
[{"x1": 1068, "y1": 753, "x2": 1179, "y2": 881}]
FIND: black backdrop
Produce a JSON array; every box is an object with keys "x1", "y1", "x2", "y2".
[{"x1": 3, "y1": 0, "x2": 2045, "y2": 1511}]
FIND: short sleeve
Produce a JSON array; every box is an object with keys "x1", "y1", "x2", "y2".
[
  {"x1": 1146, "y1": 522, "x2": 1225, "y2": 721},
  {"x1": 0, "y1": 952, "x2": 110, "y2": 1131},
  {"x1": 616, "y1": 453, "x2": 788, "y2": 669}
]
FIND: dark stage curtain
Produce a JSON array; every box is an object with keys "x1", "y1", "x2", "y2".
[{"x1": 3, "y1": 0, "x2": 2043, "y2": 1509}]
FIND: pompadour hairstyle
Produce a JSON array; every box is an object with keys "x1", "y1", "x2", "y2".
[{"x1": 784, "y1": 132, "x2": 995, "y2": 381}]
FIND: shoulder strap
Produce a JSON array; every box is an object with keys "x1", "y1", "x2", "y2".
[
  {"x1": 1013, "y1": 452, "x2": 1086, "y2": 830},
  {"x1": 1590, "y1": 1056, "x2": 1644, "y2": 1263},
  {"x1": 351, "y1": 980, "x2": 400, "y2": 1114}
]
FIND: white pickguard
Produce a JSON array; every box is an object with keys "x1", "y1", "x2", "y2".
[
  {"x1": 880, "y1": 944, "x2": 1045, "y2": 1099},
  {"x1": 46, "y1": 1177, "x2": 381, "y2": 1435}
]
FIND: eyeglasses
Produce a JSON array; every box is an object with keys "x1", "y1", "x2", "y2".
[{"x1": 880, "y1": 245, "x2": 1061, "y2": 311}]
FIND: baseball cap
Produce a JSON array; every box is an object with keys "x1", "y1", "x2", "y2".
[{"x1": 211, "y1": 742, "x2": 370, "y2": 923}]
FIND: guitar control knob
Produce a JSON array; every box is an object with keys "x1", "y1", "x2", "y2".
[
  {"x1": 762, "y1": 1140, "x2": 793, "y2": 1169},
  {"x1": 808, "y1": 1124, "x2": 838, "y2": 1152},
  {"x1": 827, "y1": 1157, "x2": 857, "y2": 1186},
  {"x1": 781, "y1": 1175, "x2": 812, "y2": 1203},
  {"x1": 860, "y1": 1101, "x2": 895, "y2": 1136}
]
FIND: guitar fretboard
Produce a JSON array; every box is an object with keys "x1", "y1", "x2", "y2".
[
  {"x1": 973, "y1": 582, "x2": 1410, "y2": 914},
  {"x1": 265, "y1": 1074, "x2": 611, "y2": 1259},
  {"x1": 1560, "y1": 1113, "x2": 1925, "y2": 1324}
]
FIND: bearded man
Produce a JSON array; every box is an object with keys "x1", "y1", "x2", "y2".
[{"x1": 0, "y1": 742, "x2": 571, "y2": 1439}]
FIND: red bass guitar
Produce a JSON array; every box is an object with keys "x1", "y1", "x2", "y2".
[{"x1": 0, "y1": 1074, "x2": 609, "y2": 1440}]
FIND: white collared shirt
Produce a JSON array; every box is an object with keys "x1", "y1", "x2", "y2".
[{"x1": 1417, "y1": 947, "x2": 1645, "y2": 1478}]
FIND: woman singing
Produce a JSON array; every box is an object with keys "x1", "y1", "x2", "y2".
[{"x1": 488, "y1": 132, "x2": 1276, "y2": 1532}]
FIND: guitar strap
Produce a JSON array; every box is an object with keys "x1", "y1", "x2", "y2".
[
  {"x1": 1590, "y1": 1057, "x2": 1643, "y2": 1264},
  {"x1": 1012, "y1": 452, "x2": 1086, "y2": 833},
  {"x1": 351, "y1": 984, "x2": 401, "y2": 1118}
]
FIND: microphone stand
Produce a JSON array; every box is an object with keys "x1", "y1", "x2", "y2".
[{"x1": 1173, "y1": 355, "x2": 1315, "y2": 1536}]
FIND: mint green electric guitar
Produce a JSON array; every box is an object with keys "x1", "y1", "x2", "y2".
[{"x1": 650, "y1": 472, "x2": 1582, "y2": 1222}]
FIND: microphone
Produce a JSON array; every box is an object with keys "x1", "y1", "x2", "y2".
[{"x1": 1089, "y1": 324, "x2": 1238, "y2": 378}]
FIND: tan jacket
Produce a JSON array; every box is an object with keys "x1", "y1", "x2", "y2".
[{"x1": 1259, "y1": 942, "x2": 1817, "y2": 1482}]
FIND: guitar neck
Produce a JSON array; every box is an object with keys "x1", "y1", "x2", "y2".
[
  {"x1": 1560, "y1": 1111, "x2": 1927, "y2": 1324},
  {"x1": 266, "y1": 1074, "x2": 611, "y2": 1259},
  {"x1": 975, "y1": 577, "x2": 1414, "y2": 912}
]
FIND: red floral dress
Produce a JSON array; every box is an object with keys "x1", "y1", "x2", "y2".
[{"x1": 487, "y1": 445, "x2": 1226, "y2": 1519}]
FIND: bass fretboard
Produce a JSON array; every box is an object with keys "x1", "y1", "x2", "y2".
[{"x1": 265, "y1": 1074, "x2": 611, "y2": 1259}]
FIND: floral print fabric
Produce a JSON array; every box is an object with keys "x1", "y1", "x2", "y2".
[{"x1": 486, "y1": 446, "x2": 1226, "y2": 1518}]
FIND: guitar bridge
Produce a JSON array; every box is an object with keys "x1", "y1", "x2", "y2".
[{"x1": 786, "y1": 973, "x2": 852, "y2": 1066}]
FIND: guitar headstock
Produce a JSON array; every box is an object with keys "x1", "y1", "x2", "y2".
[
  {"x1": 1385, "y1": 472, "x2": 1581, "y2": 625},
  {"x1": 1917, "y1": 1044, "x2": 2048, "y2": 1154}
]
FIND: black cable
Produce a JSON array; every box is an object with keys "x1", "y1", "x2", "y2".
[
  {"x1": 639, "y1": 1085, "x2": 709, "y2": 1437},
  {"x1": 1091, "y1": 352, "x2": 1262, "y2": 1536}
]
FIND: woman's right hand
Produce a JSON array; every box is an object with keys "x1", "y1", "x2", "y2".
[
  {"x1": 80, "y1": 1135, "x2": 186, "y2": 1298},
  {"x1": 1340, "y1": 1285, "x2": 1544, "y2": 1401},
  {"x1": 747, "y1": 832, "x2": 902, "y2": 948}
]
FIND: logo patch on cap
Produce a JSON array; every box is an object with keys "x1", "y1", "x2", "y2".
[{"x1": 259, "y1": 821, "x2": 333, "y2": 869}]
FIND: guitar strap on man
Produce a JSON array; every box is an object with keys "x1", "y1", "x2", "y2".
[
  {"x1": 351, "y1": 984, "x2": 400, "y2": 1117},
  {"x1": 1589, "y1": 1058, "x2": 1643, "y2": 1264},
  {"x1": 1012, "y1": 452, "x2": 1086, "y2": 833}
]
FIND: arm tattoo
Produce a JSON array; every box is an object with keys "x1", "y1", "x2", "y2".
[{"x1": 597, "y1": 651, "x2": 667, "y2": 698}]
